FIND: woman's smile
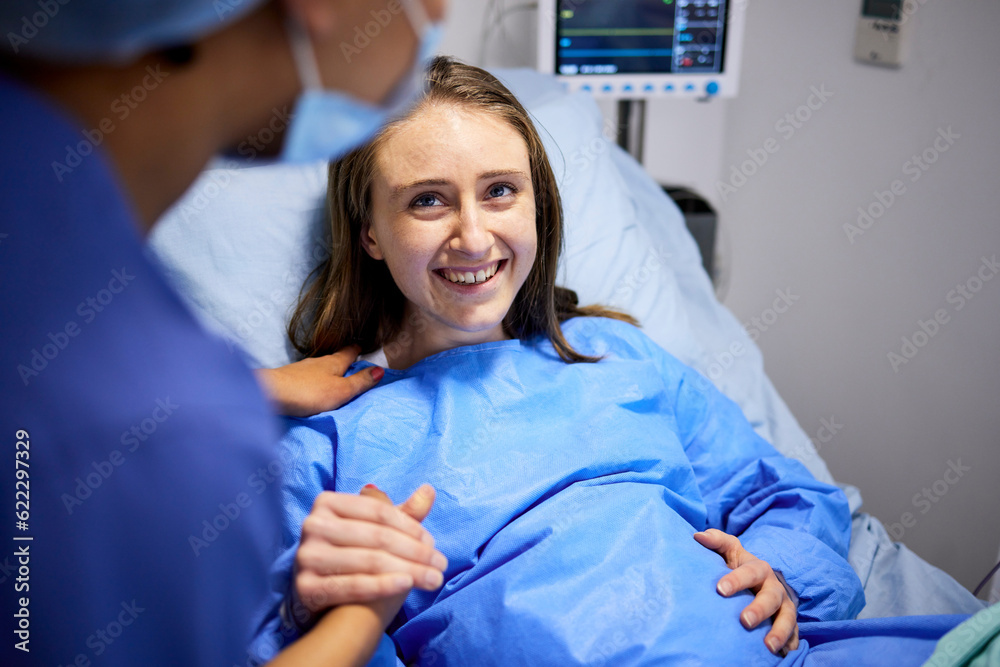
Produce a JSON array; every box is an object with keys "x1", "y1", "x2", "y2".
[{"x1": 435, "y1": 259, "x2": 506, "y2": 287}]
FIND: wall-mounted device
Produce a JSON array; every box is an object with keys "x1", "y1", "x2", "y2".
[
  {"x1": 536, "y1": 0, "x2": 746, "y2": 99},
  {"x1": 854, "y1": 0, "x2": 913, "y2": 67}
]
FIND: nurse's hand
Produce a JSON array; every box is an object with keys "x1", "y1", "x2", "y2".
[
  {"x1": 255, "y1": 345, "x2": 384, "y2": 417},
  {"x1": 291, "y1": 484, "x2": 447, "y2": 629},
  {"x1": 693, "y1": 529, "x2": 799, "y2": 656}
]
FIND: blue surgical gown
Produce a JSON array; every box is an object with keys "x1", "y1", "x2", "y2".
[
  {"x1": 252, "y1": 316, "x2": 870, "y2": 665},
  {"x1": 0, "y1": 74, "x2": 282, "y2": 665}
]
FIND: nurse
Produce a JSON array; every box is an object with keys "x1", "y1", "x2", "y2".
[{"x1": 0, "y1": 0, "x2": 446, "y2": 665}]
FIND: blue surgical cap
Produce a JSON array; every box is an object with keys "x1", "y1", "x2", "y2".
[{"x1": 1, "y1": 0, "x2": 268, "y2": 64}]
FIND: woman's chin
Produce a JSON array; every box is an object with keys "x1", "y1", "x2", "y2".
[{"x1": 439, "y1": 315, "x2": 510, "y2": 344}]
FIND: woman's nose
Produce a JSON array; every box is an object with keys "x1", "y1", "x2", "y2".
[{"x1": 450, "y1": 207, "x2": 493, "y2": 257}]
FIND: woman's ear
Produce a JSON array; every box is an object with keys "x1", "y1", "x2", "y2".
[{"x1": 359, "y1": 221, "x2": 384, "y2": 260}]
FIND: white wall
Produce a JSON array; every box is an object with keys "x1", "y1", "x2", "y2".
[
  {"x1": 443, "y1": 0, "x2": 1000, "y2": 594},
  {"x1": 715, "y1": 0, "x2": 1000, "y2": 595}
]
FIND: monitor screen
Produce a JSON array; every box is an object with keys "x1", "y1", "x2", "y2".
[
  {"x1": 861, "y1": 0, "x2": 902, "y2": 20},
  {"x1": 537, "y1": 0, "x2": 745, "y2": 98},
  {"x1": 555, "y1": 0, "x2": 727, "y2": 76}
]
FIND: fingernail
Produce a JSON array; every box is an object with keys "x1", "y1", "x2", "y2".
[
  {"x1": 363, "y1": 483, "x2": 379, "y2": 490},
  {"x1": 766, "y1": 637, "x2": 780, "y2": 653},
  {"x1": 370, "y1": 366, "x2": 385, "y2": 382},
  {"x1": 742, "y1": 611, "x2": 757, "y2": 628},
  {"x1": 717, "y1": 581, "x2": 732, "y2": 596},
  {"x1": 431, "y1": 552, "x2": 448, "y2": 570},
  {"x1": 423, "y1": 569, "x2": 443, "y2": 589},
  {"x1": 418, "y1": 484, "x2": 434, "y2": 498}
]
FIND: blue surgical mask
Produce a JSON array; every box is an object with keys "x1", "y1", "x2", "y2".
[{"x1": 280, "y1": 0, "x2": 443, "y2": 164}]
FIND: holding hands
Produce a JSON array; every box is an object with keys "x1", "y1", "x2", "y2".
[
  {"x1": 694, "y1": 529, "x2": 799, "y2": 656},
  {"x1": 289, "y1": 484, "x2": 448, "y2": 630}
]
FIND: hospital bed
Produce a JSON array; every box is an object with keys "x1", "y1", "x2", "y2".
[{"x1": 148, "y1": 67, "x2": 985, "y2": 621}]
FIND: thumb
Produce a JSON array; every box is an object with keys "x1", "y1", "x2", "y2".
[
  {"x1": 694, "y1": 529, "x2": 744, "y2": 567},
  {"x1": 693, "y1": 528, "x2": 731, "y2": 552},
  {"x1": 399, "y1": 484, "x2": 436, "y2": 522}
]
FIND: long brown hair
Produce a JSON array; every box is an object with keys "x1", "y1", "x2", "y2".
[{"x1": 289, "y1": 56, "x2": 635, "y2": 364}]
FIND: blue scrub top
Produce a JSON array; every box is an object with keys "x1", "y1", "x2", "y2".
[{"x1": 0, "y1": 74, "x2": 284, "y2": 665}]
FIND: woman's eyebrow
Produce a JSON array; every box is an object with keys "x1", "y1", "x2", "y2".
[
  {"x1": 477, "y1": 169, "x2": 529, "y2": 181},
  {"x1": 391, "y1": 178, "x2": 450, "y2": 199}
]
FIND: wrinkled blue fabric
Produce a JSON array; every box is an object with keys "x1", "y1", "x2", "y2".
[
  {"x1": 792, "y1": 615, "x2": 968, "y2": 666},
  {"x1": 251, "y1": 317, "x2": 866, "y2": 665}
]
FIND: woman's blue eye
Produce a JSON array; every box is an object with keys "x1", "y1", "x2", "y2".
[
  {"x1": 488, "y1": 183, "x2": 515, "y2": 199},
  {"x1": 412, "y1": 193, "x2": 441, "y2": 208}
]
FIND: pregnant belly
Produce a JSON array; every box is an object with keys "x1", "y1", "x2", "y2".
[{"x1": 393, "y1": 482, "x2": 785, "y2": 666}]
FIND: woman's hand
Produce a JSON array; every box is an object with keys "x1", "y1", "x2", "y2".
[
  {"x1": 291, "y1": 485, "x2": 447, "y2": 630},
  {"x1": 255, "y1": 345, "x2": 385, "y2": 417},
  {"x1": 693, "y1": 529, "x2": 799, "y2": 656}
]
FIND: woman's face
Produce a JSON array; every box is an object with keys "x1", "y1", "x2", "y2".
[{"x1": 363, "y1": 102, "x2": 537, "y2": 354}]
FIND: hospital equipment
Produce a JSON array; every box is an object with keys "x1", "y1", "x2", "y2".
[
  {"x1": 854, "y1": 0, "x2": 913, "y2": 68},
  {"x1": 149, "y1": 66, "x2": 986, "y2": 626},
  {"x1": 536, "y1": 0, "x2": 745, "y2": 99}
]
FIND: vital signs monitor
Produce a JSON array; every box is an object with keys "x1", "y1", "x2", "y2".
[{"x1": 537, "y1": 0, "x2": 745, "y2": 98}]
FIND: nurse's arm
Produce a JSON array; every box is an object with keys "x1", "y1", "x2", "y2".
[
  {"x1": 256, "y1": 344, "x2": 384, "y2": 416},
  {"x1": 265, "y1": 602, "x2": 390, "y2": 667}
]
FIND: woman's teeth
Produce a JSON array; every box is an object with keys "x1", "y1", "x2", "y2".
[{"x1": 443, "y1": 262, "x2": 500, "y2": 285}]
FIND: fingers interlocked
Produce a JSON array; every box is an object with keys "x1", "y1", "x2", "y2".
[{"x1": 295, "y1": 489, "x2": 447, "y2": 613}]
